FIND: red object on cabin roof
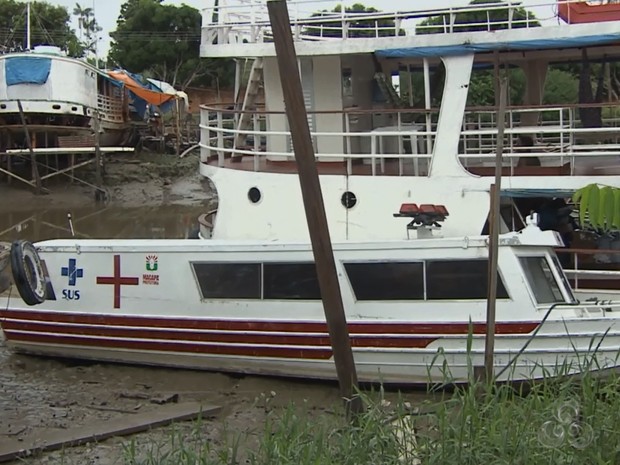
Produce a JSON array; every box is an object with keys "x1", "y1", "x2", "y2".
[{"x1": 558, "y1": 0, "x2": 620, "y2": 24}]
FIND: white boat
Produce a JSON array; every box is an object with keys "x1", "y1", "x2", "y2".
[
  {"x1": 2, "y1": 213, "x2": 619, "y2": 384},
  {"x1": 1, "y1": 0, "x2": 620, "y2": 384},
  {"x1": 198, "y1": 0, "x2": 620, "y2": 298},
  {"x1": 0, "y1": 46, "x2": 133, "y2": 148}
]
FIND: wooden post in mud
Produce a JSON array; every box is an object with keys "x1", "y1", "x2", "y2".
[
  {"x1": 92, "y1": 111, "x2": 104, "y2": 194},
  {"x1": 482, "y1": 75, "x2": 508, "y2": 384},
  {"x1": 175, "y1": 98, "x2": 182, "y2": 157},
  {"x1": 267, "y1": 0, "x2": 363, "y2": 416},
  {"x1": 17, "y1": 100, "x2": 42, "y2": 195}
]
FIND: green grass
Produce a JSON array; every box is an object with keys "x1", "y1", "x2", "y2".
[{"x1": 119, "y1": 366, "x2": 620, "y2": 465}]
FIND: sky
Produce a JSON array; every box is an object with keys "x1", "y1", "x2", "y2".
[{"x1": 42, "y1": 0, "x2": 558, "y2": 57}]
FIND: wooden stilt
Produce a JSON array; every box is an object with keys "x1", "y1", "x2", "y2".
[
  {"x1": 17, "y1": 100, "x2": 42, "y2": 195},
  {"x1": 6, "y1": 132, "x2": 11, "y2": 185},
  {"x1": 93, "y1": 111, "x2": 103, "y2": 190}
]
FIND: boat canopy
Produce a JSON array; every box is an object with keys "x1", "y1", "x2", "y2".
[
  {"x1": 107, "y1": 69, "x2": 177, "y2": 107},
  {"x1": 501, "y1": 189, "x2": 575, "y2": 199},
  {"x1": 376, "y1": 33, "x2": 620, "y2": 58}
]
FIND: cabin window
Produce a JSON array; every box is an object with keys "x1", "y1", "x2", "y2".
[
  {"x1": 519, "y1": 256, "x2": 564, "y2": 304},
  {"x1": 345, "y1": 262, "x2": 424, "y2": 301},
  {"x1": 550, "y1": 254, "x2": 576, "y2": 303},
  {"x1": 192, "y1": 263, "x2": 261, "y2": 299},
  {"x1": 263, "y1": 263, "x2": 321, "y2": 300},
  {"x1": 426, "y1": 260, "x2": 509, "y2": 300}
]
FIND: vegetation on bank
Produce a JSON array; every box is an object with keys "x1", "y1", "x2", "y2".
[{"x1": 120, "y1": 369, "x2": 620, "y2": 464}]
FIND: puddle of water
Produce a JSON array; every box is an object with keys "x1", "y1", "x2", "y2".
[{"x1": 0, "y1": 205, "x2": 208, "y2": 242}]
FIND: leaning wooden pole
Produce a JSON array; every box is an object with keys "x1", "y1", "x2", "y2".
[
  {"x1": 17, "y1": 100, "x2": 42, "y2": 195},
  {"x1": 483, "y1": 75, "x2": 508, "y2": 383},
  {"x1": 267, "y1": 0, "x2": 363, "y2": 415},
  {"x1": 92, "y1": 111, "x2": 103, "y2": 189}
]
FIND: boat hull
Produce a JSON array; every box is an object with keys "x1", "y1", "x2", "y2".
[
  {"x1": 2, "y1": 308, "x2": 620, "y2": 384},
  {"x1": 0, "y1": 238, "x2": 619, "y2": 384}
]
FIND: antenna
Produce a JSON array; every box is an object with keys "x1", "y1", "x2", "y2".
[
  {"x1": 26, "y1": 0, "x2": 31, "y2": 49},
  {"x1": 93, "y1": 0, "x2": 99, "y2": 68}
]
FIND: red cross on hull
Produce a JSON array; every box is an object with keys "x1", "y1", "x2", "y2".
[{"x1": 96, "y1": 255, "x2": 139, "y2": 309}]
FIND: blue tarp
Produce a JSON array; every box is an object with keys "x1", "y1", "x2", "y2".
[
  {"x1": 501, "y1": 189, "x2": 575, "y2": 198},
  {"x1": 5, "y1": 56, "x2": 52, "y2": 86},
  {"x1": 376, "y1": 34, "x2": 620, "y2": 58}
]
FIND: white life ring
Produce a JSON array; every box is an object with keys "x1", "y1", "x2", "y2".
[{"x1": 10, "y1": 240, "x2": 46, "y2": 306}]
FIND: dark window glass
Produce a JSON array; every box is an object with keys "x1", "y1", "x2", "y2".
[
  {"x1": 345, "y1": 262, "x2": 424, "y2": 301},
  {"x1": 192, "y1": 263, "x2": 260, "y2": 299},
  {"x1": 520, "y1": 257, "x2": 564, "y2": 304},
  {"x1": 263, "y1": 263, "x2": 321, "y2": 300},
  {"x1": 426, "y1": 260, "x2": 509, "y2": 300}
]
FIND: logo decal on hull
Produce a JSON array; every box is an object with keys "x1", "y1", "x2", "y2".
[
  {"x1": 142, "y1": 274, "x2": 159, "y2": 285},
  {"x1": 60, "y1": 258, "x2": 82, "y2": 301},
  {"x1": 61, "y1": 258, "x2": 83, "y2": 286},
  {"x1": 96, "y1": 255, "x2": 139, "y2": 309},
  {"x1": 146, "y1": 255, "x2": 158, "y2": 272}
]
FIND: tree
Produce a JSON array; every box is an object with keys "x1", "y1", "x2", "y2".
[
  {"x1": 573, "y1": 184, "x2": 620, "y2": 232},
  {"x1": 417, "y1": 0, "x2": 539, "y2": 34},
  {"x1": 73, "y1": 2, "x2": 102, "y2": 57},
  {"x1": 110, "y1": 0, "x2": 233, "y2": 90},
  {"x1": 0, "y1": 0, "x2": 81, "y2": 56},
  {"x1": 411, "y1": 1, "x2": 539, "y2": 108},
  {"x1": 305, "y1": 3, "x2": 404, "y2": 38}
]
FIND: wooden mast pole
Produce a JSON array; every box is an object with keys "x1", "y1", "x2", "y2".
[
  {"x1": 483, "y1": 72, "x2": 508, "y2": 383},
  {"x1": 267, "y1": 0, "x2": 363, "y2": 415}
]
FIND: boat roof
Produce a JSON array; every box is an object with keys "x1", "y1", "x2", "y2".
[
  {"x1": 376, "y1": 32, "x2": 620, "y2": 58},
  {"x1": 36, "y1": 225, "x2": 562, "y2": 253},
  {"x1": 201, "y1": 1, "x2": 620, "y2": 59}
]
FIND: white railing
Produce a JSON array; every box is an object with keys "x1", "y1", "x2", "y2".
[
  {"x1": 458, "y1": 103, "x2": 620, "y2": 175},
  {"x1": 97, "y1": 94, "x2": 124, "y2": 123},
  {"x1": 200, "y1": 103, "x2": 620, "y2": 176},
  {"x1": 556, "y1": 247, "x2": 620, "y2": 293},
  {"x1": 201, "y1": 0, "x2": 584, "y2": 45}
]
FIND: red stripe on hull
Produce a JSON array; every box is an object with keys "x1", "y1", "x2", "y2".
[
  {"x1": 0, "y1": 310, "x2": 539, "y2": 335},
  {"x1": 7, "y1": 333, "x2": 334, "y2": 360},
  {"x1": 1, "y1": 321, "x2": 438, "y2": 348}
]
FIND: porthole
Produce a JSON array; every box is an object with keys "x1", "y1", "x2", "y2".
[
  {"x1": 248, "y1": 187, "x2": 261, "y2": 204},
  {"x1": 341, "y1": 191, "x2": 357, "y2": 209}
]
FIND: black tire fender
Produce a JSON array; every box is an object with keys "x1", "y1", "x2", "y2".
[{"x1": 10, "y1": 240, "x2": 46, "y2": 306}]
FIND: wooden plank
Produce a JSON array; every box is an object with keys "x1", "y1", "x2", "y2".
[
  {"x1": 267, "y1": 0, "x2": 363, "y2": 417},
  {"x1": 5, "y1": 147, "x2": 134, "y2": 155},
  {"x1": 0, "y1": 402, "x2": 220, "y2": 463}
]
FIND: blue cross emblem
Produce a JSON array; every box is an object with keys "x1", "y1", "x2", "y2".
[{"x1": 61, "y1": 258, "x2": 83, "y2": 286}]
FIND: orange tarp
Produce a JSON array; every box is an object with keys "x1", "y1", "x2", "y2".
[{"x1": 107, "y1": 70, "x2": 176, "y2": 106}]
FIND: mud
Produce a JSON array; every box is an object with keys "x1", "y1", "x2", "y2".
[{"x1": 0, "y1": 152, "x2": 370, "y2": 464}]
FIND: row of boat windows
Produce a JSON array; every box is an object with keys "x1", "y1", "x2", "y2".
[{"x1": 191, "y1": 259, "x2": 509, "y2": 301}]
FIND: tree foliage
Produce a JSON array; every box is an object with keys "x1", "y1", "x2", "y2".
[
  {"x1": 305, "y1": 3, "x2": 404, "y2": 38},
  {"x1": 417, "y1": 0, "x2": 539, "y2": 34},
  {"x1": 0, "y1": 0, "x2": 81, "y2": 56},
  {"x1": 73, "y1": 2, "x2": 102, "y2": 58},
  {"x1": 573, "y1": 184, "x2": 620, "y2": 231},
  {"x1": 110, "y1": 0, "x2": 233, "y2": 90}
]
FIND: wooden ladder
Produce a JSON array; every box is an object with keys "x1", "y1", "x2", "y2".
[
  {"x1": 374, "y1": 72, "x2": 403, "y2": 108},
  {"x1": 234, "y1": 58, "x2": 264, "y2": 152}
]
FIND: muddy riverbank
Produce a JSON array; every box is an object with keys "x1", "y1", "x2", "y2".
[
  {"x1": 0, "y1": 151, "x2": 372, "y2": 465},
  {"x1": 0, "y1": 151, "x2": 213, "y2": 212},
  {"x1": 0, "y1": 151, "x2": 429, "y2": 464}
]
